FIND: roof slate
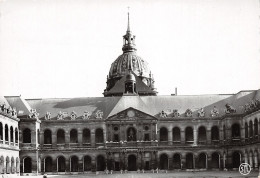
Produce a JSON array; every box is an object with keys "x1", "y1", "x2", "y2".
[{"x1": 3, "y1": 89, "x2": 260, "y2": 120}]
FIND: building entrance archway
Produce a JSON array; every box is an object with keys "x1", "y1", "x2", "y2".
[{"x1": 128, "y1": 155, "x2": 137, "y2": 171}]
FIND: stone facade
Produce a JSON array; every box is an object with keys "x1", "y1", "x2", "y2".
[{"x1": 1, "y1": 14, "x2": 260, "y2": 176}]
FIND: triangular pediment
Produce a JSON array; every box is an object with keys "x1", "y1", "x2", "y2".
[{"x1": 107, "y1": 107, "x2": 157, "y2": 121}]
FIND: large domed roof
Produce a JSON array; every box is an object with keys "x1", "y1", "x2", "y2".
[{"x1": 109, "y1": 52, "x2": 151, "y2": 79}]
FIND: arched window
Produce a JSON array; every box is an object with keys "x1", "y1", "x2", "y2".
[
  {"x1": 254, "y1": 119, "x2": 258, "y2": 138},
  {"x1": 70, "y1": 129, "x2": 78, "y2": 143},
  {"x1": 159, "y1": 154, "x2": 168, "y2": 170},
  {"x1": 23, "y1": 128, "x2": 31, "y2": 143},
  {"x1": 6, "y1": 156, "x2": 10, "y2": 174},
  {"x1": 186, "y1": 153, "x2": 194, "y2": 169},
  {"x1": 82, "y1": 129, "x2": 90, "y2": 143},
  {"x1": 96, "y1": 155, "x2": 105, "y2": 171},
  {"x1": 127, "y1": 127, "x2": 136, "y2": 141},
  {"x1": 15, "y1": 128, "x2": 18, "y2": 144},
  {"x1": 172, "y1": 154, "x2": 181, "y2": 169},
  {"x1": 211, "y1": 126, "x2": 219, "y2": 142},
  {"x1": 10, "y1": 126, "x2": 13, "y2": 143},
  {"x1": 211, "y1": 152, "x2": 220, "y2": 169},
  {"x1": 231, "y1": 123, "x2": 240, "y2": 140},
  {"x1": 185, "y1": 127, "x2": 193, "y2": 143},
  {"x1": 249, "y1": 121, "x2": 253, "y2": 139},
  {"x1": 197, "y1": 153, "x2": 207, "y2": 169},
  {"x1": 23, "y1": 157, "x2": 32, "y2": 173},
  {"x1": 159, "y1": 127, "x2": 168, "y2": 142},
  {"x1": 57, "y1": 156, "x2": 65, "y2": 172},
  {"x1": 11, "y1": 157, "x2": 15, "y2": 173},
  {"x1": 5, "y1": 124, "x2": 9, "y2": 142},
  {"x1": 95, "y1": 128, "x2": 104, "y2": 143},
  {"x1": 70, "y1": 156, "x2": 78, "y2": 172},
  {"x1": 44, "y1": 157, "x2": 52, "y2": 172},
  {"x1": 44, "y1": 129, "x2": 52, "y2": 144},
  {"x1": 83, "y1": 156, "x2": 91, "y2": 171},
  {"x1": 0, "y1": 156, "x2": 4, "y2": 174},
  {"x1": 0, "y1": 123, "x2": 3, "y2": 141},
  {"x1": 245, "y1": 122, "x2": 248, "y2": 141},
  {"x1": 57, "y1": 129, "x2": 65, "y2": 144},
  {"x1": 232, "y1": 152, "x2": 241, "y2": 168},
  {"x1": 172, "y1": 127, "x2": 180, "y2": 142},
  {"x1": 198, "y1": 126, "x2": 206, "y2": 143}
]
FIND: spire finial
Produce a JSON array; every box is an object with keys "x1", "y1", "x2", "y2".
[{"x1": 127, "y1": 7, "x2": 131, "y2": 32}]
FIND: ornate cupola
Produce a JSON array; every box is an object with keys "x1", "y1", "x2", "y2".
[
  {"x1": 124, "y1": 69, "x2": 137, "y2": 94},
  {"x1": 122, "y1": 12, "x2": 136, "y2": 53},
  {"x1": 103, "y1": 11, "x2": 157, "y2": 97}
]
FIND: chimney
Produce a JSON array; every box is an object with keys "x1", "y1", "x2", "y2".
[{"x1": 175, "y1": 87, "x2": 177, "y2": 96}]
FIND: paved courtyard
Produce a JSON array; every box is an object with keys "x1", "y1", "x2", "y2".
[{"x1": 9, "y1": 171, "x2": 260, "y2": 178}]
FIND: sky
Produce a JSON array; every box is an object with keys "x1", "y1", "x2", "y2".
[{"x1": 0, "y1": 0, "x2": 260, "y2": 98}]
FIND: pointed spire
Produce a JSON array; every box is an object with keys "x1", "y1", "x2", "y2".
[
  {"x1": 122, "y1": 7, "x2": 136, "y2": 53},
  {"x1": 127, "y1": 7, "x2": 131, "y2": 33}
]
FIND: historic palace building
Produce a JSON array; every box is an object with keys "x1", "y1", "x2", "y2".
[{"x1": 0, "y1": 13, "x2": 260, "y2": 176}]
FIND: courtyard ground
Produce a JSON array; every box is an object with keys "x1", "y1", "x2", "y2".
[{"x1": 10, "y1": 170, "x2": 260, "y2": 178}]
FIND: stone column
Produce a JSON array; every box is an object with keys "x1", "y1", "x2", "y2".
[
  {"x1": 249, "y1": 152, "x2": 253, "y2": 167},
  {"x1": 141, "y1": 151, "x2": 144, "y2": 170},
  {"x1": 65, "y1": 131, "x2": 70, "y2": 147},
  {"x1": 31, "y1": 130, "x2": 36, "y2": 147},
  {"x1": 219, "y1": 128, "x2": 223, "y2": 144},
  {"x1": 244, "y1": 152, "x2": 248, "y2": 163},
  {"x1": 180, "y1": 129, "x2": 185, "y2": 144},
  {"x1": 207, "y1": 129, "x2": 211, "y2": 145},
  {"x1": 52, "y1": 132, "x2": 57, "y2": 147},
  {"x1": 241, "y1": 125, "x2": 245, "y2": 142},
  {"x1": 193, "y1": 126, "x2": 198, "y2": 146},
  {"x1": 254, "y1": 153, "x2": 258, "y2": 168},
  {"x1": 3, "y1": 127, "x2": 5, "y2": 144},
  {"x1": 91, "y1": 129, "x2": 95, "y2": 147},
  {"x1": 91, "y1": 157, "x2": 96, "y2": 172},
  {"x1": 39, "y1": 131, "x2": 44, "y2": 145},
  {"x1": 137, "y1": 152, "x2": 141, "y2": 170},
  {"x1": 78, "y1": 130, "x2": 82, "y2": 146},
  {"x1": 103, "y1": 126, "x2": 107, "y2": 144},
  {"x1": 168, "y1": 128, "x2": 173, "y2": 145},
  {"x1": 12, "y1": 128, "x2": 15, "y2": 144},
  {"x1": 168, "y1": 157, "x2": 173, "y2": 170},
  {"x1": 8, "y1": 126, "x2": 11, "y2": 145}
]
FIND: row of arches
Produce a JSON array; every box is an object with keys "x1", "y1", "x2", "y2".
[
  {"x1": 160, "y1": 126, "x2": 220, "y2": 143},
  {"x1": 0, "y1": 122, "x2": 18, "y2": 144},
  {"x1": 159, "y1": 152, "x2": 220, "y2": 169},
  {"x1": 45, "y1": 128, "x2": 104, "y2": 144},
  {"x1": 0, "y1": 156, "x2": 20, "y2": 174},
  {"x1": 21, "y1": 128, "x2": 104, "y2": 144},
  {"x1": 159, "y1": 124, "x2": 241, "y2": 143},
  {"x1": 245, "y1": 118, "x2": 259, "y2": 140},
  {"x1": 21, "y1": 155, "x2": 105, "y2": 173}
]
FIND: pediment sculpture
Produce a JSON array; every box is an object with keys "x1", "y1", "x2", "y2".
[
  {"x1": 95, "y1": 110, "x2": 103, "y2": 119},
  {"x1": 83, "y1": 111, "x2": 91, "y2": 120},
  {"x1": 211, "y1": 106, "x2": 219, "y2": 117},
  {"x1": 185, "y1": 109, "x2": 192, "y2": 117},
  {"x1": 225, "y1": 104, "x2": 236, "y2": 114},
  {"x1": 70, "y1": 111, "x2": 77, "y2": 120},
  {"x1": 172, "y1": 109, "x2": 180, "y2": 117},
  {"x1": 160, "y1": 110, "x2": 168, "y2": 118},
  {"x1": 57, "y1": 111, "x2": 64, "y2": 120},
  {"x1": 11, "y1": 107, "x2": 17, "y2": 117},
  {"x1": 197, "y1": 108, "x2": 205, "y2": 117},
  {"x1": 0, "y1": 103, "x2": 7, "y2": 113},
  {"x1": 29, "y1": 109, "x2": 39, "y2": 119},
  {"x1": 245, "y1": 99, "x2": 260, "y2": 113},
  {"x1": 45, "y1": 112, "x2": 51, "y2": 120}
]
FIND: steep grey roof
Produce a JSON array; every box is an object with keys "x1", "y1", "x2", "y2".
[
  {"x1": 3, "y1": 89, "x2": 260, "y2": 120},
  {"x1": 4, "y1": 96, "x2": 31, "y2": 116}
]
